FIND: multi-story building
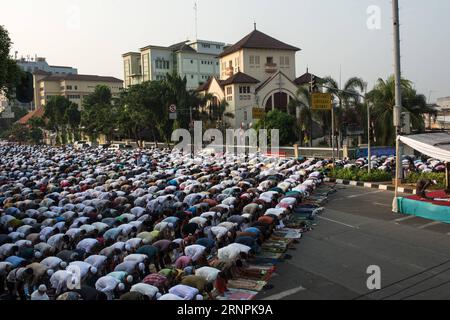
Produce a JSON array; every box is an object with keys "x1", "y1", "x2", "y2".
[
  {"x1": 16, "y1": 56, "x2": 78, "y2": 76},
  {"x1": 198, "y1": 28, "x2": 316, "y2": 129},
  {"x1": 433, "y1": 96, "x2": 450, "y2": 129},
  {"x1": 0, "y1": 57, "x2": 79, "y2": 117},
  {"x1": 123, "y1": 39, "x2": 226, "y2": 90},
  {"x1": 36, "y1": 74, "x2": 123, "y2": 109}
]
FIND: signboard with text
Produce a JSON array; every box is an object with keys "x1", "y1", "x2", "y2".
[
  {"x1": 252, "y1": 108, "x2": 265, "y2": 120},
  {"x1": 311, "y1": 93, "x2": 332, "y2": 111}
]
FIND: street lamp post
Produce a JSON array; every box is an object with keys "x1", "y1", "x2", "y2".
[
  {"x1": 367, "y1": 102, "x2": 371, "y2": 174},
  {"x1": 393, "y1": 0, "x2": 403, "y2": 212}
]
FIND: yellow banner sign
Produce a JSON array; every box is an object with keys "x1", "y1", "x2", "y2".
[
  {"x1": 252, "y1": 108, "x2": 266, "y2": 120},
  {"x1": 312, "y1": 93, "x2": 332, "y2": 111}
]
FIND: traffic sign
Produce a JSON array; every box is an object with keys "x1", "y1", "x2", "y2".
[
  {"x1": 169, "y1": 113, "x2": 177, "y2": 120},
  {"x1": 311, "y1": 93, "x2": 332, "y2": 111},
  {"x1": 252, "y1": 108, "x2": 265, "y2": 120},
  {"x1": 169, "y1": 104, "x2": 177, "y2": 113}
]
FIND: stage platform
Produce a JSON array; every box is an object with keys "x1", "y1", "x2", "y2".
[{"x1": 398, "y1": 191, "x2": 450, "y2": 224}]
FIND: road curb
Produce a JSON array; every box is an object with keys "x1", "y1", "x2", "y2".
[{"x1": 324, "y1": 178, "x2": 416, "y2": 195}]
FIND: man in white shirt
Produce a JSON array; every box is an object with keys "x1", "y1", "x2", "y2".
[
  {"x1": 184, "y1": 244, "x2": 207, "y2": 263},
  {"x1": 95, "y1": 275, "x2": 124, "y2": 300},
  {"x1": 31, "y1": 284, "x2": 49, "y2": 300}
]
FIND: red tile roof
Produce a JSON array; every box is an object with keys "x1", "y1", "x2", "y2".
[
  {"x1": 39, "y1": 74, "x2": 123, "y2": 83},
  {"x1": 219, "y1": 29, "x2": 301, "y2": 58},
  {"x1": 16, "y1": 107, "x2": 45, "y2": 125},
  {"x1": 294, "y1": 72, "x2": 322, "y2": 86},
  {"x1": 220, "y1": 72, "x2": 260, "y2": 86}
]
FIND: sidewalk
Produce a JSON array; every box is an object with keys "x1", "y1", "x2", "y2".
[{"x1": 324, "y1": 178, "x2": 416, "y2": 195}]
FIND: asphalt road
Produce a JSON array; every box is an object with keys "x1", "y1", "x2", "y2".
[{"x1": 256, "y1": 185, "x2": 450, "y2": 300}]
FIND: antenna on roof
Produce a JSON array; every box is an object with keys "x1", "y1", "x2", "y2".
[
  {"x1": 254, "y1": 21, "x2": 257, "y2": 30},
  {"x1": 194, "y1": 1, "x2": 198, "y2": 40}
]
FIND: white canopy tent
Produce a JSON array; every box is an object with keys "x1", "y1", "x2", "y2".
[
  {"x1": 393, "y1": 132, "x2": 450, "y2": 213},
  {"x1": 398, "y1": 132, "x2": 450, "y2": 162}
]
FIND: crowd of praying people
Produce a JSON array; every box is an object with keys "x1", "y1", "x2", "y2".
[{"x1": 0, "y1": 145, "x2": 326, "y2": 300}]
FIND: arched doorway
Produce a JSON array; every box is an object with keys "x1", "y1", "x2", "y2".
[{"x1": 263, "y1": 91, "x2": 295, "y2": 114}]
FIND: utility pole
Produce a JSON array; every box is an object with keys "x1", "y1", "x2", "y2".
[
  {"x1": 367, "y1": 101, "x2": 371, "y2": 173},
  {"x1": 393, "y1": 0, "x2": 403, "y2": 211}
]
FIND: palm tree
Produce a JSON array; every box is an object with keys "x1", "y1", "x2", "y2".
[
  {"x1": 214, "y1": 99, "x2": 234, "y2": 132},
  {"x1": 367, "y1": 75, "x2": 430, "y2": 146},
  {"x1": 288, "y1": 86, "x2": 313, "y2": 146},
  {"x1": 322, "y1": 76, "x2": 366, "y2": 147}
]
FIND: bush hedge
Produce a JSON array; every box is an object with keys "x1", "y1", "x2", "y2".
[
  {"x1": 405, "y1": 172, "x2": 445, "y2": 189},
  {"x1": 327, "y1": 168, "x2": 392, "y2": 182}
]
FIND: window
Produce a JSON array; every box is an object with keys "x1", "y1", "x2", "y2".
[
  {"x1": 74, "y1": 86, "x2": 78, "y2": 90},
  {"x1": 250, "y1": 56, "x2": 255, "y2": 64},
  {"x1": 255, "y1": 56, "x2": 260, "y2": 64},
  {"x1": 66, "y1": 85, "x2": 73, "y2": 90},
  {"x1": 280, "y1": 56, "x2": 290, "y2": 66},
  {"x1": 267, "y1": 57, "x2": 274, "y2": 64},
  {"x1": 216, "y1": 45, "x2": 221, "y2": 49},
  {"x1": 239, "y1": 86, "x2": 250, "y2": 94},
  {"x1": 226, "y1": 86, "x2": 233, "y2": 95},
  {"x1": 244, "y1": 111, "x2": 248, "y2": 121},
  {"x1": 191, "y1": 60, "x2": 194, "y2": 64},
  {"x1": 191, "y1": 75, "x2": 194, "y2": 79},
  {"x1": 202, "y1": 43, "x2": 211, "y2": 48}
]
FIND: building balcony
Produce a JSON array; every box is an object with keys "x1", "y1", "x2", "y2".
[
  {"x1": 265, "y1": 63, "x2": 278, "y2": 73},
  {"x1": 225, "y1": 67, "x2": 234, "y2": 77}
]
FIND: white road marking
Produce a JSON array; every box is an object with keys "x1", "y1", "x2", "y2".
[
  {"x1": 317, "y1": 216, "x2": 359, "y2": 229},
  {"x1": 418, "y1": 221, "x2": 442, "y2": 230},
  {"x1": 395, "y1": 215, "x2": 417, "y2": 222},
  {"x1": 374, "y1": 202, "x2": 391, "y2": 207},
  {"x1": 347, "y1": 190, "x2": 384, "y2": 199},
  {"x1": 262, "y1": 286, "x2": 306, "y2": 300}
]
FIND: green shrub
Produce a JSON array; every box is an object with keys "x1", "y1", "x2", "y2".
[
  {"x1": 406, "y1": 172, "x2": 445, "y2": 189},
  {"x1": 328, "y1": 168, "x2": 392, "y2": 182}
]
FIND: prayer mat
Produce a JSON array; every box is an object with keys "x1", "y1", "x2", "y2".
[
  {"x1": 256, "y1": 250, "x2": 284, "y2": 260},
  {"x1": 227, "y1": 279, "x2": 267, "y2": 292},
  {"x1": 272, "y1": 228, "x2": 302, "y2": 239},
  {"x1": 217, "y1": 288, "x2": 258, "y2": 301}
]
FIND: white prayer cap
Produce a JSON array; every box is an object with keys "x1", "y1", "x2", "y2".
[
  {"x1": 195, "y1": 294, "x2": 204, "y2": 300},
  {"x1": 118, "y1": 283, "x2": 125, "y2": 291},
  {"x1": 60, "y1": 261, "x2": 67, "y2": 269},
  {"x1": 126, "y1": 275, "x2": 133, "y2": 283},
  {"x1": 90, "y1": 267, "x2": 98, "y2": 274},
  {"x1": 47, "y1": 269, "x2": 54, "y2": 277},
  {"x1": 38, "y1": 285, "x2": 47, "y2": 292},
  {"x1": 34, "y1": 251, "x2": 42, "y2": 259}
]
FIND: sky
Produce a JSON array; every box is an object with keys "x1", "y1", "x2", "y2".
[{"x1": 1, "y1": 0, "x2": 449, "y2": 102}]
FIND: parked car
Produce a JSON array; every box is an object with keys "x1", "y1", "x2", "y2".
[
  {"x1": 108, "y1": 144, "x2": 133, "y2": 151},
  {"x1": 73, "y1": 141, "x2": 92, "y2": 150}
]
